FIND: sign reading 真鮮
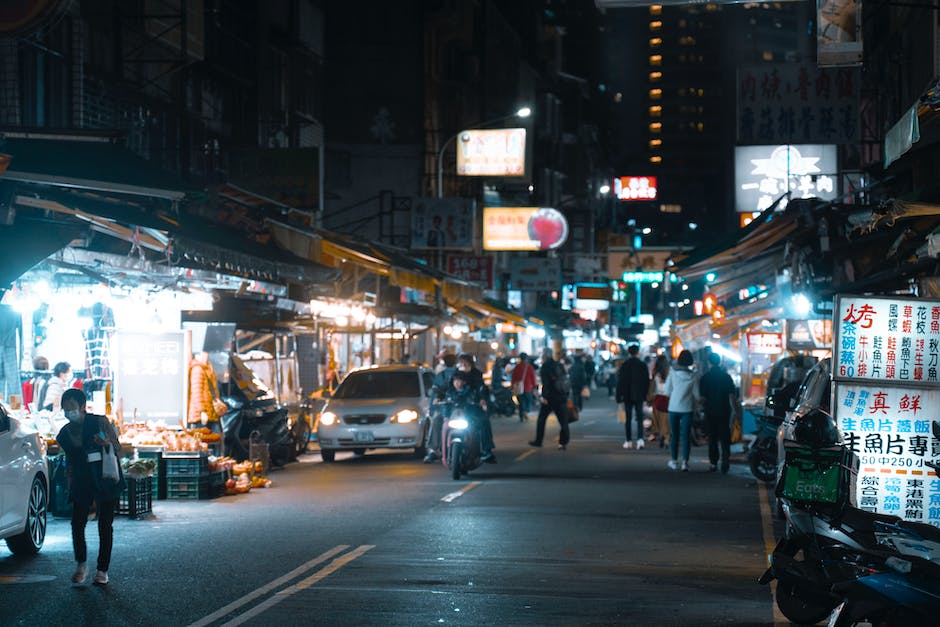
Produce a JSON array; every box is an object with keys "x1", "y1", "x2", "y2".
[{"x1": 832, "y1": 294, "x2": 940, "y2": 527}]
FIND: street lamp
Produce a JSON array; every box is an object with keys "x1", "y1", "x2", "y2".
[{"x1": 436, "y1": 106, "x2": 532, "y2": 198}]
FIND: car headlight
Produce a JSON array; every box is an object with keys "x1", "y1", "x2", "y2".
[
  {"x1": 393, "y1": 409, "x2": 418, "y2": 424},
  {"x1": 319, "y1": 411, "x2": 338, "y2": 426},
  {"x1": 447, "y1": 418, "x2": 469, "y2": 430}
]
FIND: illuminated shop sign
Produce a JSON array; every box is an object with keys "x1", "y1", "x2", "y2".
[
  {"x1": 483, "y1": 207, "x2": 568, "y2": 251},
  {"x1": 457, "y1": 128, "x2": 527, "y2": 177},
  {"x1": 747, "y1": 332, "x2": 784, "y2": 355},
  {"x1": 734, "y1": 144, "x2": 838, "y2": 213},
  {"x1": 614, "y1": 176, "x2": 658, "y2": 201},
  {"x1": 621, "y1": 271, "x2": 663, "y2": 283}
]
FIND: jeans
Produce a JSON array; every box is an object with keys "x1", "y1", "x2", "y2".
[
  {"x1": 517, "y1": 391, "x2": 533, "y2": 419},
  {"x1": 533, "y1": 397, "x2": 569, "y2": 446},
  {"x1": 72, "y1": 499, "x2": 116, "y2": 572},
  {"x1": 622, "y1": 400, "x2": 644, "y2": 441},
  {"x1": 669, "y1": 411, "x2": 692, "y2": 462},
  {"x1": 706, "y1": 414, "x2": 731, "y2": 470}
]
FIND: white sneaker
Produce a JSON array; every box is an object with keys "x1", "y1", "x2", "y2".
[
  {"x1": 71, "y1": 563, "x2": 87, "y2": 586},
  {"x1": 623, "y1": 441, "x2": 633, "y2": 449},
  {"x1": 681, "y1": 460, "x2": 689, "y2": 472},
  {"x1": 667, "y1": 459, "x2": 678, "y2": 470},
  {"x1": 636, "y1": 439, "x2": 645, "y2": 450},
  {"x1": 93, "y1": 570, "x2": 108, "y2": 585}
]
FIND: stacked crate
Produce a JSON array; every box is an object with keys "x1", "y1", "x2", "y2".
[{"x1": 164, "y1": 453, "x2": 210, "y2": 499}]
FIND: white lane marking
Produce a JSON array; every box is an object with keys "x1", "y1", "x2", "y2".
[
  {"x1": 514, "y1": 449, "x2": 538, "y2": 462},
  {"x1": 757, "y1": 481, "x2": 787, "y2": 626},
  {"x1": 221, "y1": 545, "x2": 375, "y2": 626},
  {"x1": 189, "y1": 544, "x2": 350, "y2": 627},
  {"x1": 441, "y1": 481, "x2": 481, "y2": 502}
]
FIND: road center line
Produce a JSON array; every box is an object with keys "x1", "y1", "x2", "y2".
[
  {"x1": 757, "y1": 481, "x2": 787, "y2": 626},
  {"x1": 188, "y1": 544, "x2": 350, "y2": 627},
  {"x1": 514, "y1": 449, "x2": 538, "y2": 462},
  {"x1": 441, "y1": 481, "x2": 481, "y2": 502},
  {"x1": 221, "y1": 545, "x2": 375, "y2": 626}
]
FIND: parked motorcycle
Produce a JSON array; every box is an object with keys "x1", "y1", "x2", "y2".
[
  {"x1": 220, "y1": 396, "x2": 292, "y2": 468},
  {"x1": 490, "y1": 382, "x2": 518, "y2": 417},
  {"x1": 759, "y1": 411, "x2": 940, "y2": 625},
  {"x1": 747, "y1": 413, "x2": 784, "y2": 482},
  {"x1": 441, "y1": 401, "x2": 483, "y2": 480}
]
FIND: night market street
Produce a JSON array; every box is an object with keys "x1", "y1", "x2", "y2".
[{"x1": 2, "y1": 395, "x2": 780, "y2": 626}]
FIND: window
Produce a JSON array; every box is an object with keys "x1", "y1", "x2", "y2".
[
  {"x1": 333, "y1": 371, "x2": 422, "y2": 399},
  {"x1": 649, "y1": 71, "x2": 662, "y2": 81},
  {"x1": 649, "y1": 5, "x2": 662, "y2": 15},
  {"x1": 649, "y1": 139, "x2": 663, "y2": 148},
  {"x1": 649, "y1": 155, "x2": 663, "y2": 163},
  {"x1": 648, "y1": 122, "x2": 662, "y2": 133},
  {"x1": 648, "y1": 105, "x2": 662, "y2": 117},
  {"x1": 649, "y1": 54, "x2": 662, "y2": 67},
  {"x1": 762, "y1": 51, "x2": 774, "y2": 62},
  {"x1": 649, "y1": 20, "x2": 662, "y2": 31},
  {"x1": 649, "y1": 37, "x2": 663, "y2": 47},
  {"x1": 649, "y1": 88, "x2": 662, "y2": 100}
]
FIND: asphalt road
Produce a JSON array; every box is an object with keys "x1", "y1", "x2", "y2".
[{"x1": 1, "y1": 394, "x2": 781, "y2": 626}]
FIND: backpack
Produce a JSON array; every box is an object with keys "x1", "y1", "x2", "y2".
[{"x1": 553, "y1": 361, "x2": 571, "y2": 396}]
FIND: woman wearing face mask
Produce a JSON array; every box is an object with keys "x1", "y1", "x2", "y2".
[{"x1": 55, "y1": 388, "x2": 124, "y2": 587}]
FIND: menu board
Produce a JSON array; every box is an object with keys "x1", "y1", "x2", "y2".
[
  {"x1": 832, "y1": 294, "x2": 940, "y2": 526},
  {"x1": 833, "y1": 295, "x2": 940, "y2": 387}
]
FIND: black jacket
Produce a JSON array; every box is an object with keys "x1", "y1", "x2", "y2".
[{"x1": 615, "y1": 356, "x2": 650, "y2": 403}]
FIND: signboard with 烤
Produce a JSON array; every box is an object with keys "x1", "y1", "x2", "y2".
[
  {"x1": 456, "y1": 128, "x2": 526, "y2": 177},
  {"x1": 832, "y1": 294, "x2": 940, "y2": 386},
  {"x1": 834, "y1": 383, "x2": 940, "y2": 526},
  {"x1": 114, "y1": 331, "x2": 189, "y2": 422}
]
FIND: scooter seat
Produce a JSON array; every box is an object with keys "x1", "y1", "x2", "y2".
[{"x1": 841, "y1": 507, "x2": 940, "y2": 543}]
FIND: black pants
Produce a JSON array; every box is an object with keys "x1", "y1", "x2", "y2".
[
  {"x1": 622, "y1": 399, "x2": 644, "y2": 441},
  {"x1": 72, "y1": 499, "x2": 116, "y2": 572},
  {"x1": 706, "y1": 414, "x2": 731, "y2": 470},
  {"x1": 533, "y1": 397, "x2": 569, "y2": 446}
]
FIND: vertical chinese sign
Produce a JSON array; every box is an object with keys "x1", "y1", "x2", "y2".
[
  {"x1": 114, "y1": 331, "x2": 190, "y2": 422},
  {"x1": 833, "y1": 295, "x2": 940, "y2": 527}
]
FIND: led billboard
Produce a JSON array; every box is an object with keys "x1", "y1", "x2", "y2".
[
  {"x1": 483, "y1": 207, "x2": 568, "y2": 251},
  {"x1": 456, "y1": 128, "x2": 526, "y2": 177},
  {"x1": 614, "y1": 176, "x2": 657, "y2": 201},
  {"x1": 735, "y1": 144, "x2": 838, "y2": 213}
]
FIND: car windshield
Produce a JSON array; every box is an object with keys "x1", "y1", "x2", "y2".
[{"x1": 333, "y1": 371, "x2": 421, "y2": 399}]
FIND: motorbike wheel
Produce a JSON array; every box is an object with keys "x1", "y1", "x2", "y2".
[
  {"x1": 290, "y1": 417, "x2": 311, "y2": 460},
  {"x1": 774, "y1": 579, "x2": 838, "y2": 625},
  {"x1": 749, "y1": 453, "x2": 779, "y2": 482},
  {"x1": 320, "y1": 449, "x2": 336, "y2": 463},
  {"x1": 450, "y1": 442, "x2": 463, "y2": 480}
]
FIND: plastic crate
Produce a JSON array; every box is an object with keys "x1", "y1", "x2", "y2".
[
  {"x1": 164, "y1": 455, "x2": 209, "y2": 478},
  {"x1": 166, "y1": 475, "x2": 222, "y2": 500},
  {"x1": 118, "y1": 476, "x2": 153, "y2": 519},
  {"x1": 136, "y1": 450, "x2": 166, "y2": 500}
]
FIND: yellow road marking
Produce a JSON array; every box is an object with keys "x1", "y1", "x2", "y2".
[
  {"x1": 441, "y1": 481, "x2": 481, "y2": 502},
  {"x1": 757, "y1": 481, "x2": 787, "y2": 626},
  {"x1": 221, "y1": 545, "x2": 375, "y2": 626},
  {"x1": 514, "y1": 449, "x2": 538, "y2": 462}
]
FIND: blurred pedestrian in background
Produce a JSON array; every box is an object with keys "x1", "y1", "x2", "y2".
[
  {"x1": 700, "y1": 352, "x2": 737, "y2": 473},
  {"x1": 511, "y1": 353, "x2": 537, "y2": 422},
  {"x1": 648, "y1": 354, "x2": 671, "y2": 448},
  {"x1": 568, "y1": 354, "x2": 587, "y2": 412},
  {"x1": 615, "y1": 345, "x2": 650, "y2": 450},
  {"x1": 664, "y1": 350, "x2": 700, "y2": 472}
]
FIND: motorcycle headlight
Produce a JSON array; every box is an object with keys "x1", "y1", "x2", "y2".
[
  {"x1": 393, "y1": 409, "x2": 418, "y2": 424},
  {"x1": 447, "y1": 418, "x2": 469, "y2": 430},
  {"x1": 319, "y1": 411, "x2": 338, "y2": 426}
]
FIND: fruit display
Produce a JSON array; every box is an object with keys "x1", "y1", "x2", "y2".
[
  {"x1": 208, "y1": 456, "x2": 236, "y2": 473},
  {"x1": 122, "y1": 458, "x2": 157, "y2": 478},
  {"x1": 188, "y1": 426, "x2": 221, "y2": 443},
  {"x1": 251, "y1": 475, "x2": 272, "y2": 489},
  {"x1": 118, "y1": 423, "x2": 217, "y2": 452}
]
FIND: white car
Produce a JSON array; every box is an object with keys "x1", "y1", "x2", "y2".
[
  {"x1": 0, "y1": 405, "x2": 49, "y2": 555},
  {"x1": 316, "y1": 366, "x2": 432, "y2": 462}
]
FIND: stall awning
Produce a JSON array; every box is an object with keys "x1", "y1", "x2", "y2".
[
  {"x1": 0, "y1": 133, "x2": 202, "y2": 202},
  {"x1": 0, "y1": 217, "x2": 87, "y2": 292}
]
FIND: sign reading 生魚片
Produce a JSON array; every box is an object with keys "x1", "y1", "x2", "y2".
[{"x1": 832, "y1": 294, "x2": 940, "y2": 527}]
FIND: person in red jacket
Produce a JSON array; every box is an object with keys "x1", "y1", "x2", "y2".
[{"x1": 510, "y1": 353, "x2": 537, "y2": 422}]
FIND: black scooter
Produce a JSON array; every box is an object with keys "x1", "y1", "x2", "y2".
[
  {"x1": 441, "y1": 401, "x2": 483, "y2": 480},
  {"x1": 489, "y1": 382, "x2": 518, "y2": 417},
  {"x1": 220, "y1": 396, "x2": 292, "y2": 467}
]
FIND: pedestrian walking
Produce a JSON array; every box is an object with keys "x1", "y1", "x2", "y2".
[
  {"x1": 615, "y1": 345, "x2": 650, "y2": 449},
  {"x1": 510, "y1": 353, "x2": 537, "y2": 421},
  {"x1": 663, "y1": 350, "x2": 700, "y2": 472},
  {"x1": 55, "y1": 388, "x2": 124, "y2": 586},
  {"x1": 528, "y1": 347, "x2": 570, "y2": 450},
  {"x1": 648, "y1": 355, "x2": 671, "y2": 448},
  {"x1": 699, "y1": 352, "x2": 737, "y2": 473},
  {"x1": 569, "y1": 354, "x2": 587, "y2": 412}
]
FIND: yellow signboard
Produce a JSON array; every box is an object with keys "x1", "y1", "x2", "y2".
[
  {"x1": 483, "y1": 207, "x2": 568, "y2": 251},
  {"x1": 457, "y1": 128, "x2": 526, "y2": 177}
]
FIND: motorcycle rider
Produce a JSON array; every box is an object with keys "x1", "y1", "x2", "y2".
[
  {"x1": 455, "y1": 353, "x2": 496, "y2": 463},
  {"x1": 424, "y1": 352, "x2": 458, "y2": 463}
]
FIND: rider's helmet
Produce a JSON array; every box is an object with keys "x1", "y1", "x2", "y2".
[
  {"x1": 457, "y1": 353, "x2": 475, "y2": 366},
  {"x1": 792, "y1": 408, "x2": 841, "y2": 449}
]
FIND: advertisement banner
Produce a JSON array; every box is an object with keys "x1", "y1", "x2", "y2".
[
  {"x1": 735, "y1": 144, "x2": 838, "y2": 213},
  {"x1": 817, "y1": 0, "x2": 863, "y2": 67},
  {"x1": 747, "y1": 332, "x2": 784, "y2": 355},
  {"x1": 510, "y1": 257, "x2": 561, "y2": 291},
  {"x1": 737, "y1": 64, "x2": 860, "y2": 144},
  {"x1": 833, "y1": 295, "x2": 940, "y2": 387},
  {"x1": 483, "y1": 207, "x2": 568, "y2": 251},
  {"x1": 608, "y1": 248, "x2": 671, "y2": 279},
  {"x1": 446, "y1": 254, "x2": 494, "y2": 289},
  {"x1": 456, "y1": 128, "x2": 526, "y2": 177},
  {"x1": 411, "y1": 198, "x2": 475, "y2": 251},
  {"x1": 113, "y1": 331, "x2": 189, "y2": 421},
  {"x1": 834, "y1": 383, "x2": 940, "y2": 525},
  {"x1": 613, "y1": 176, "x2": 657, "y2": 201},
  {"x1": 786, "y1": 319, "x2": 833, "y2": 350}
]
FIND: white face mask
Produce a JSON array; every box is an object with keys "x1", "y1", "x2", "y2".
[
  {"x1": 65, "y1": 409, "x2": 81, "y2": 422},
  {"x1": 458, "y1": 363, "x2": 470, "y2": 372}
]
